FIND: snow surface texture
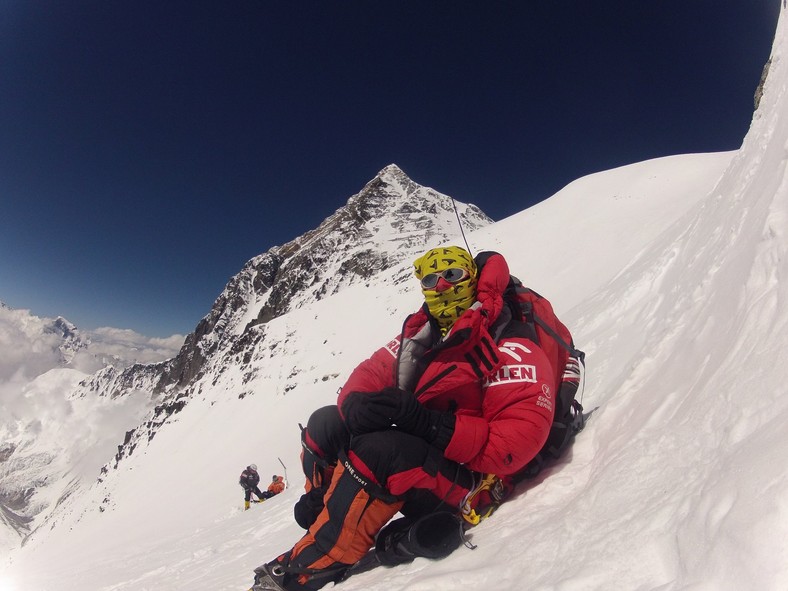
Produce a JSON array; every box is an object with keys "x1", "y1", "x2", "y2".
[{"x1": 3, "y1": 8, "x2": 788, "y2": 591}]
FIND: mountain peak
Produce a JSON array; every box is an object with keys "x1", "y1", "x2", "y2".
[
  {"x1": 249, "y1": 165, "x2": 492, "y2": 327},
  {"x1": 375, "y1": 163, "x2": 409, "y2": 184},
  {"x1": 378, "y1": 162, "x2": 405, "y2": 176},
  {"x1": 91, "y1": 167, "x2": 494, "y2": 402}
]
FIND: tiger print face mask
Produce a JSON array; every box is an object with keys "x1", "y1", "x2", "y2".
[{"x1": 413, "y1": 246, "x2": 478, "y2": 334}]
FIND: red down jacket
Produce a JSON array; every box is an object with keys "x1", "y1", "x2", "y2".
[{"x1": 337, "y1": 252, "x2": 556, "y2": 476}]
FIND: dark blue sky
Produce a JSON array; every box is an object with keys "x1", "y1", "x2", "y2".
[{"x1": 0, "y1": 1, "x2": 781, "y2": 338}]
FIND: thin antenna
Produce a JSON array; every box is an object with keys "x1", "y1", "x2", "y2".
[{"x1": 450, "y1": 196, "x2": 473, "y2": 256}]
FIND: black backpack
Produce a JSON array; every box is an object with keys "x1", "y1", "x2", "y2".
[{"x1": 499, "y1": 274, "x2": 587, "y2": 481}]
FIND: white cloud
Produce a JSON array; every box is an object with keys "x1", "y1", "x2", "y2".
[
  {"x1": 87, "y1": 326, "x2": 185, "y2": 365},
  {"x1": 0, "y1": 306, "x2": 63, "y2": 382},
  {"x1": 0, "y1": 305, "x2": 184, "y2": 383}
]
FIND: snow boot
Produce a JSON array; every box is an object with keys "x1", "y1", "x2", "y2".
[
  {"x1": 375, "y1": 511, "x2": 464, "y2": 567},
  {"x1": 250, "y1": 558, "x2": 345, "y2": 591},
  {"x1": 244, "y1": 500, "x2": 251, "y2": 510},
  {"x1": 249, "y1": 562, "x2": 287, "y2": 591}
]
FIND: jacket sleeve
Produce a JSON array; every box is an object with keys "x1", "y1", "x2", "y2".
[
  {"x1": 443, "y1": 337, "x2": 556, "y2": 475},
  {"x1": 336, "y1": 336, "x2": 400, "y2": 415}
]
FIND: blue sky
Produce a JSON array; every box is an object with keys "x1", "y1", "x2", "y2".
[{"x1": 0, "y1": 1, "x2": 780, "y2": 338}]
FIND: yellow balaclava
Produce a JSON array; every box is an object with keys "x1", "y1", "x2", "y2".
[{"x1": 413, "y1": 246, "x2": 478, "y2": 334}]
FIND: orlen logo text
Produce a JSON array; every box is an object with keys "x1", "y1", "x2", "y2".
[
  {"x1": 484, "y1": 364, "x2": 537, "y2": 387},
  {"x1": 384, "y1": 337, "x2": 401, "y2": 358}
]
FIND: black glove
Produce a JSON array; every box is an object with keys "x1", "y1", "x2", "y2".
[
  {"x1": 341, "y1": 387, "x2": 403, "y2": 435},
  {"x1": 395, "y1": 390, "x2": 455, "y2": 451},
  {"x1": 342, "y1": 388, "x2": 456, "y2": 449}
]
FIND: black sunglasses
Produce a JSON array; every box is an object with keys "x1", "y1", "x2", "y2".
[{"x1": 420, "y1": 267, "x2": 470, "y2": 289}]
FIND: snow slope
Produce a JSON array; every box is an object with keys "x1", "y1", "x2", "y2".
[{"x1": 2, "y1": 6, "x2": 787, "y2": 591}]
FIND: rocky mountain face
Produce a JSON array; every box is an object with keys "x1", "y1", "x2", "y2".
[
  {"x1": 78, "y1": 164, "x2": 491, "y2": 403},
  {"x1": 4, "y1": 164, "x2": 492, "y2": 547},
  {"x1": 88, "y1": 164, "x2": 491, "y2": 462}
]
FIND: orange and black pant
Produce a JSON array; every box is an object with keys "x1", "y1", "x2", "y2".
[
  {"x1": 282, "y1": 405, "x2": 475, "y2": 588},
  {"x1": 243, "y1": 486, "x2": 264, "y2": 502}
]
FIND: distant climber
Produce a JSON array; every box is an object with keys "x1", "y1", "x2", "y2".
[
  {"x1": 259, "y1": 474, "x2": 286, "y2": 500},
  {"x1": 240, "y1": 464, "x2": 266, "y2": 510}
]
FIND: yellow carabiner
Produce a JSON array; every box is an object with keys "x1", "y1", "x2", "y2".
[
  {"x1": 463, "y1": 509, "x2": 482, "y2": 525},
  {"x1": 460, "y1": 473, "x2": 499, "y2": 525}
]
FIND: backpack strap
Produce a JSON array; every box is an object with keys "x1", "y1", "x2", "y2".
[
  {"x1": 530, "y1": 307, "x2": 585, "y2": 362},
  {"x1": 516, "y1": 286, "x2": 585, "y2": 362}
]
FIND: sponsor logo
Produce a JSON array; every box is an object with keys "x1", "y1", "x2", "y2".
[
  {"x1": 484, "y1": 364, "x2": 537, "y2": 387},
  {"x1": 385, "y1": 337, "x2": 401, "y2": 358},
  {"x1": 536, "y1": 397, "x2": 553, "y2": 411},
  {"x1": 498, "y1": 341, "x2": 532, "y2": 362},
  {"x1": 343, "y1": 459, "x2": 369, "y2": 488},
  {"x1": 537, "y1": 383, "x2": 553, "y2": 411}
]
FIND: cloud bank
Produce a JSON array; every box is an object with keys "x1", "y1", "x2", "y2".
[{"x1": 0, "y1": 302, "x2": 184, "y2": 383}]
